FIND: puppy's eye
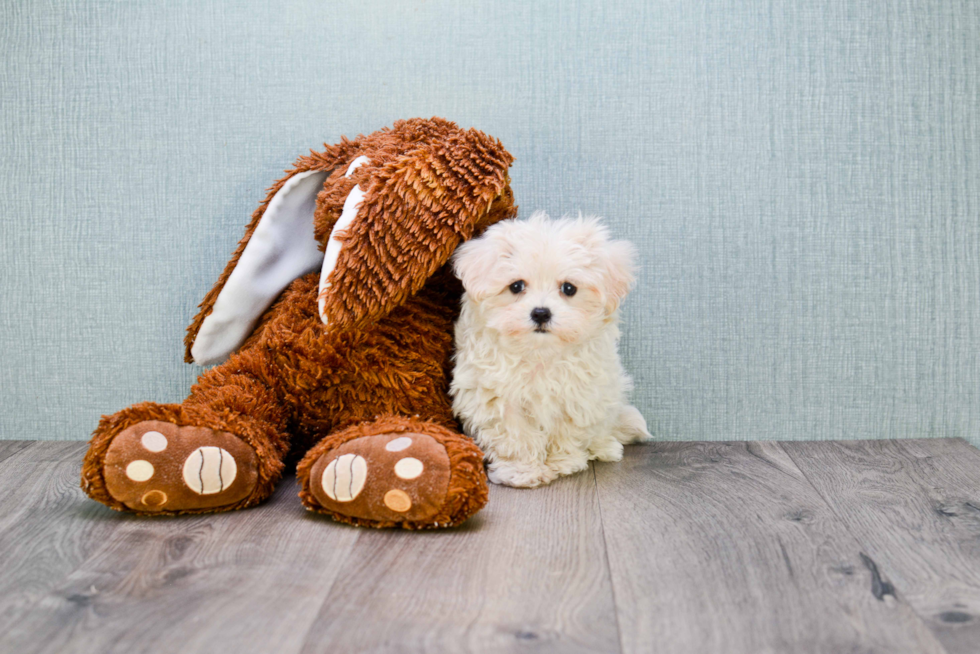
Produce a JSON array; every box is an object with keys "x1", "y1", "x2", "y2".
[
  {"x1": 561, "y1": 282, "x2": 577, "y2": 297},
  {"x1": 509, "y1": 280, "x2": 526, "y2": 294}
]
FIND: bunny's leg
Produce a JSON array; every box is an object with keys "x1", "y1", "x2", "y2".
[
  {"x1": 81, "y1": 348, "x2": 291, "y2": 515},
  {"x1": 296, "y1": 416, "x2": 488, "y2": 529}
]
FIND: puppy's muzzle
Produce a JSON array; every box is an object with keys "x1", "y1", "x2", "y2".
[{"x1": 530, "y1": 307, "x2": 552, "y2": 329}]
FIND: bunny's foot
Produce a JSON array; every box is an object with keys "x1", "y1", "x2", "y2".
[
  {"x1": 297, "y1": 416, "x2": 488, "y2": 529},
  {"x1": 82, "y1": 402, "x2": 286, "y2": 515},
  {"x1": 99, "y1": 421, "x2": 258, "y2": 513}
]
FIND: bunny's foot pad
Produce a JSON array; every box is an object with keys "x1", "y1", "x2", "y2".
[
  {"x1": 102, "y1": 421, "x2": 259, "y2": 513},
  {"x1": 307, "y1": 433, "x2": 452, "y2": 525}
]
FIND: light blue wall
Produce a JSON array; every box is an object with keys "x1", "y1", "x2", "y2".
[{"x1": 2, "y1": 1, "x2": 978, "y2": 445}]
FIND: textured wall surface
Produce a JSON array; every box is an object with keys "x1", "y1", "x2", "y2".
[{"x1": 2, "y1": 1, "x2": 978, "y2": 445}]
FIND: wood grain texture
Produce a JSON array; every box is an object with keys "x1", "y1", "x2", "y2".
[
  {"x1": 594, "y1": 441, "x2": 947, "y2": 654},
  {"x1": 299, "y1": 467, "x2": 619, "y2": 654},
  {"x1": 0, "y1": 440, "x2": 36, "y2": 466},
  {"x1": 0, "y1": 473, "x2": 361, "y2": 654},
  {"x1": 0, "y1": 442, "x2": 110, "y2": 610},
  {"x1": 4, "y1": 439, "x2": 980, "y2": 654},
  {"x1": 783, "y1": 438, "x2": 980, "y2": 654}
]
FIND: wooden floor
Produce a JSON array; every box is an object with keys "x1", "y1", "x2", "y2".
[{"x1": 1, "y1": 439, "x2": 979, "y2": 654}]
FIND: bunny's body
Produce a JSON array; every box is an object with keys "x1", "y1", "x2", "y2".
[{"x1": 81, "y1": 119, "x2": 516, "y2": 529}]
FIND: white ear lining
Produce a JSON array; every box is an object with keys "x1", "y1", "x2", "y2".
[
  {"x1": 345, "y1": 155, "x2": 370, "y2": 177},
  {"x1": 318, "y1": 157, "x2": 370, "y2": 325},
  {"x1": 190, "y1": 170, "x2": 329, "y2": 366}
]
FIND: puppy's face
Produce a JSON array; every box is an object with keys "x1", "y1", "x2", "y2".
[{"x1": 453, "y1": 212, "x2": 636, "y2": 350}]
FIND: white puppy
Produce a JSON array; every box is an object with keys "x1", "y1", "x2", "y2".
[{"x1": 450, "y1": 211, "x2": 651, "y2": 488}]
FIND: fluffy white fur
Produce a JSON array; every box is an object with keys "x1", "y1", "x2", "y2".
[{"x1": 450, "y1": 211, "x2": 652, "y2": 488}]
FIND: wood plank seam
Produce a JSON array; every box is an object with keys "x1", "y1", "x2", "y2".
[
  {"x1": 778, "y1": 440, "x2": 951, "y2": 652},
  {"x1": 595, "y1": 441, "x2": 949, "y2": 653},
  {"x1": 778, "y1": 442, "x2": 912, "y2": 605},
  {"x1": 0, "y1": 467, "x2": 365, "y2": 654},
  {"x1": 292, "y1": 527, "x2": 366, "y2": 653},
  {"x1": 297, "y1": 468, "x2": 622, "y2": 653},
  {"x1": 591, "y1": 462, "x2": 626, "y2": 654}
]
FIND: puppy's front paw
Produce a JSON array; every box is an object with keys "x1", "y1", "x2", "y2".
[
  {"x1": 487, "y1": 460, "x2": 557, "y2": 488},
  {"x1": 545, "y1": 451, "x2": 590, "y2": 476},
  {"x1": 588, "y1": 436, "x2": 624, "y2": 462}
]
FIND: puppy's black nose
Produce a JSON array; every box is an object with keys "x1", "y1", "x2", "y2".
[{"x1": 530, "y1": 307, "x2": 552, "y2": 325}]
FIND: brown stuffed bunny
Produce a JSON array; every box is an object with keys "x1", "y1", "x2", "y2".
[{"x1": 81, "y1": 118, "x2": 516, "y2": 529}]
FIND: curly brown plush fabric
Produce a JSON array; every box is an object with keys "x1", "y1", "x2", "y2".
[{"x1": 82, "y1": 118, "x2": 516, "y2": 528}]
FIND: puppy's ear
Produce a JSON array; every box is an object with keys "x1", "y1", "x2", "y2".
[
  {"x1": 564, "y1": 216, "x2": 637, "y2": 315},
  {"x1": 598, "y1": 238, "x2": 637, "y2": 315},
  {"x1": 452, "y1": 231, "x2": 507, "y2": 301}
]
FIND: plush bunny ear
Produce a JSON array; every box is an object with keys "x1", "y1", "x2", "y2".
[
  {"x1": 315, "y1": 126, "x2": 515, "y2": 330},
  {"x1": 187, "y1": 170, "x2": 326, "y2": 365},
  {"x1": 184, "y1": 140, "x2": 364, "y2": 365},
  {"x1": 185, "y1": 119, "x2": 515, "y2": 365}
]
